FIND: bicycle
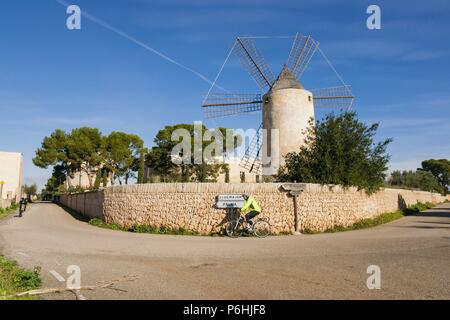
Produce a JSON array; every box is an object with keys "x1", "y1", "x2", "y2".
[
  {"x1": 19, "y1": 204, "x2": 25, "y2": 217},
  {"x1": 18, "y1": 198, "x2": 27, "y2": 217},
  {"x1": 224, "y1": 211, "x2": 271, "y2": 238}
]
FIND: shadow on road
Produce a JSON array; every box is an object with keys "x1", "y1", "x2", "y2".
[
  {"x1": 413, "y1": 209, "x2": 450, "y2": 218},
  {"x1": 417, "y1": 221, "x2": 450, "y2": 225},
  {"x1": 56, "y1": 204, "x2": 90, "y2": 223},
  {"x1": 399, "y1": 225, "x2": 450, "y2": 230}
]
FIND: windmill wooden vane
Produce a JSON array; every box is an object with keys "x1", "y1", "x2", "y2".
[{"x1": 201, "y1": 33, "x2": 355, "y2": 176}]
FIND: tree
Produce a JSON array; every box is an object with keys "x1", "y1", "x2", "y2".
[
  {"x1": 277, "y1": 112, "x2": 392, "y2": 194},
  {"x1": 104, "y1": 132, "x2": 144, "y2": 185},
  {"x1": 387, "y1": 170, "x2": 443, "y2": 193},
  {"x1": 33, "y1": 129, "x2": 75, "y2": 188},
  {"x1": 66, "y1": 127, "x2": 104, "y2": 188},
  {"x1": 42, "y1": 166, "x2": 67, "y2": 198},
  {"x1": 137, "y1": 148, "x2": 147, "y2": 184},
  {"x1": 146, "y1": 124, "x2": 240, "y2": 182},
  {"x1": 24, "y1": 184, "x2": 38, "y2": 201},
  {"x1": 34, "y1": 128, "x2": 145, "y2": 190},
  {"x1": 420, "y1": 159, "x2": 450, "y2": 194}
]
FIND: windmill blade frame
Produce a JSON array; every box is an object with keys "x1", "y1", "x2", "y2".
[
  {"x1": 286, "y1": 33, "x2": 319, "y2": 80},
  {"x1": 239, "y1": 123, "x2": 263, "y2": 174},
  {"x1": 202, "y1": 93, "x2": 262, "y2": 119},
  {"x1": 234, "y1": 37, "x2": 274, "y2": 91},
  {"x1": 311, "y1": 85, "x2": 355, "y2": 110}
]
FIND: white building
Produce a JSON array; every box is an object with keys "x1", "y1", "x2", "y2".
[
  {"x1": 0, "y1": 151, "x2": 23, "y2": 205},
  {"x1": 145, "y1": 156, "x2": 258, "y2": 183}
]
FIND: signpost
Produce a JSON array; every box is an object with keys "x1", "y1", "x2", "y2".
[
  {"x1": 216, "y1": 194, "x2": 245, "y2": 221},
  {"x1": 281, "y1": 183, "x2": 306, "y2": 234}
]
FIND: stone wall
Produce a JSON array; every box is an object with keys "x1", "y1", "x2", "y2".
[
  {"x1": 60, "y1": 191, "x2": 103, "y2": 220},
  {"x1": 59, "y1": 183, "x2": 448, "y2": 234}
]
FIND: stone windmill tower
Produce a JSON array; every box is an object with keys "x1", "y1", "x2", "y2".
[{"x1": 201, "y1": 34, "x2": 354, "y2": 176}]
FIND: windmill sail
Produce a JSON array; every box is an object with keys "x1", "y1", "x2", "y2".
[
  {"x1": 311, "y1": 85, "x2": 355, "y2": 110},
  {"x1": 202, "y1": 93, "x2": 262, "y2": 119},
  {"x1": 234, "y1": 37, "x2": 274, "y2": 90},
  {"x1": 239, "y1": 123, "x2": 262, "y2": 174},
  {"x1": 286, "y1": 34, "x2": 319, "y2": 80}
]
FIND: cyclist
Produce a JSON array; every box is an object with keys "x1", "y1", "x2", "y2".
[
  {"x1": 241, "y1": 193, "x2": 261, "y2": 230},
  {"x1": 19, "y1": 197, "x2": 27, "y2": 217}
]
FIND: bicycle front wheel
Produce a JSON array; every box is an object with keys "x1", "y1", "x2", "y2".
[
  {"x1": 253, "y1": 220, "x2": 271, "y2": 238},
  {"x1": 225, "y1": 220, "x2": 243, "y2": 238}
]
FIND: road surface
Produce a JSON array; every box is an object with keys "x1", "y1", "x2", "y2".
[{"x1": 0, "y1": 202, "x2": 449, "y2": 299}]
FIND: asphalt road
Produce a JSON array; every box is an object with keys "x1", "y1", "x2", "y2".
[{"x1": 0, "y1": 202, "x2": 449, "y2": 299}]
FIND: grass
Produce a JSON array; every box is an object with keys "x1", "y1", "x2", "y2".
[
  {"x1": 303, "y1": 201, "x2": 436, "y2": 234},
  {"x1": 89, "y1": 218, "x2": 202, "y2": 236},
  {"x1": 0, "y1": 203, "x2": 18, "y2": 219},
  {"x1": 88, "y1": 218, "x2": 289, "y2": 237},
  {"x1": 0, "y1": 256, "x2": 41, "y2": 300}
]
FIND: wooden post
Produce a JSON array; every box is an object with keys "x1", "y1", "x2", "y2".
[
  {"x1": 289, "y1": 190, "x2": 303, "y2": 233},
  {"x1": 293, "y1": 194, "x2": 299, "y2": 232}
]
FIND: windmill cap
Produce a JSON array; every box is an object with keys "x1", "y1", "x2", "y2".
[{"x1": 270, "y1": 65, "x2": 303, "y2": 91}]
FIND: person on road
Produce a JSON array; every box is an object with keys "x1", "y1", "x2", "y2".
[
  {"x1": 241, "y1": 193, "x2": 261, "y2": 230},
  {"x1": 19, "y1": 197, "x2": 27, "y2": 217}
]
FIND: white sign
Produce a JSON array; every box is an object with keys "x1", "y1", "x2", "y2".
[{"x1": 216, "y1": 194, "x2": 245, "y2": 209}]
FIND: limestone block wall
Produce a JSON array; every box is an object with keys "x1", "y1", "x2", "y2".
[
  {"x1": 59, "y1": 183, "x2": 448, "y2": 234},
  {"x1": 102, "y1": 184, "x2": 293, "y2": 234}
]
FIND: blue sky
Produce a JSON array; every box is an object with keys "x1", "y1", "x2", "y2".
[{"x1": 0, "y1": 0, "x2": 449, "y2": 189}]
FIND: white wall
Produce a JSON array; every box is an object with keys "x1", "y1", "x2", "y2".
[{"x1": 0, "y1": 151, "x2": 23, "y2": 202}]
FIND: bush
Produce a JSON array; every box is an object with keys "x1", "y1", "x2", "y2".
[
  {"x1": 277, "y1": 112, "x2": 392, "y2": 194},
  {"x1": 387, "y1": 170, "x2": 443, "y2": 193},
  {"x1": 88, "y1": 218, "x2": 124, "y2": 231},
  {"x1": 89, "y1": 219, "x2": 201, "y2": 236},
  {"x1": 0, "y1": 256, "x2": 41, "y2": 299}
]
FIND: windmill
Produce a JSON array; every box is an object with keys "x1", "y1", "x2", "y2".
[{"x1": 201, "y1": 33, "x2": 354, "y2": 176}]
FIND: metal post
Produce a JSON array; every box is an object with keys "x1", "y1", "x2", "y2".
[
  {"x1": 227, "y1": 208, "x2": 233, "y2": 221},
  {"x1": 0, "y1": 182, "x2": 4, "y2": 208}
]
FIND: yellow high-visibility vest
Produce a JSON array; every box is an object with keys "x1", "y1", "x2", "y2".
[{"x1": 241, "y1": 196, "x2": 261, "y2": 213}]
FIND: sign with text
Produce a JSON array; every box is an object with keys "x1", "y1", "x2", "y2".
[{"x1": 216, "y1": 194, "x2": 245, "y2": 209}]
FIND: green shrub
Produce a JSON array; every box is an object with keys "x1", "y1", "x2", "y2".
[
  {"x1": 89, "y1": 219, "x2": 201, "y2": 236},
  {"x1": 0, "y1": 203, "x2": 19, "y2": 218},
  {"x1": 0, "y1": 256, "x2": 41, "y2": 299},
  {"x1": 88, "y1": 218, "x2": 125, "y2": 231}
]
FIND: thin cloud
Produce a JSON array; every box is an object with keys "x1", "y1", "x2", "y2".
[{"x1": 2, "y1": 116, "x2": 123, "y2": 127}]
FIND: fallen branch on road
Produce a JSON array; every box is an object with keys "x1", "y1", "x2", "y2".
[{"x1": 3, "y1": 274, "x2": 138, "y2": 300}]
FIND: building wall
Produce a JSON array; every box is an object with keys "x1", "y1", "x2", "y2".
[
  {"x1": 145, "y1": 158, "x2": 258, "y2": 183},
  {"x1": 59, "y1": 183, "x2": 449, "y2": 234},
  {"x1": 65, "y1": 167, "x2": 112, "y2": 189},
  {"x1": 217, "y1": 161, "x2": 258, "y2": 183},
  {"x1": 0, "y1": 151, "x2": 23, "y2": 204}
]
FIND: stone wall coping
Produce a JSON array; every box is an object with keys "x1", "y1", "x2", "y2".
[{"x1": 60, "y1": 183, "x2": 445, "y2": 197}]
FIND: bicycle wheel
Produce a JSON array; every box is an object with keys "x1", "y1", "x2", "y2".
[
  {"x1": 225, "y1": 220, "x2": 243, "y2": 238},
  {"x1": 253, "y1": 220, "x2": 271, "y2": 238}
]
